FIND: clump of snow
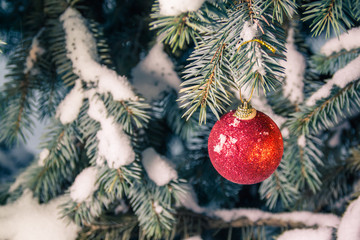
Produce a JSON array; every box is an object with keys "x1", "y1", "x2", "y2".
[
  {"x1": 240, "y1": 21, "x2": 258, "y2": 42},
  {"x1": 306, "y1": 55, "x2": 360, "y2": 106},
  {"x1": 297, "y1": 135, "x2": 306, "y2": 148},
  {"x1": 38, "y1": 148, "x2": 50, "y2": 166},
  {"x1": 56, "y1": 80, "x2": 84, "y2": 124},
  {"x1": 214, "y1": 134, "x2": 227, "y2": 153},
  {"x1": 0, "y1": 190, "x2": 79, "y2": 240},
  {"x1": 321, "y1": 27, "x2": 360, "y2": 56},
  {"x1": 277, "y1": 228, "x2": 333, "y2": 240},
  {"x1": 60, "y1": 8, "x2": 136, "y2": 101},
  {"x1": 158, "y1": 0, "x2": 205, "y2": 16},
  {"x1": 142, "y1": 148, "x2": 178, "y2": 186},
  {"x1": 24, "y1": 29, "x2": 45, "y2": 75},
  {"x1": 70, "y1": 166, "x2": 98, "y2": 203},
  {"x1": 337, "y1": 196, "x2": 360, "y2": 239},
  {"x1": 87, "y1": 97, "x2": 135, "y2": 168},
  {"x1": 132, "y1": 40, "x2": 181, "y2": 101},
  {"x1": 280, "y1": 28, "x2": 305, "y2": 104},
  {"x1": 153, "y1": 201, "x2": 163, "y2": 214}
]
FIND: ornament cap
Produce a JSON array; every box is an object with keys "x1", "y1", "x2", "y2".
[{"x1": 234, "y1": 100, "x2": 257, "y2": 120}]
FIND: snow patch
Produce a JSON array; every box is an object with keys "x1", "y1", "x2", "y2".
[
  {"x1": 56, "y1": 79, "x2": 84, "y2": 124},
  {"x1": 337, "y1": 196, "x2": 360, "y2": 240},
  {"x1": 280, "y1": 28, "x2": 305, "y2": 104},
  {"x1": 132, "y1": 40, "x2": 181, "y2": 101},
  {"x1": 24, "y1": 29, "x2": 45, "y2": 75},
  {"x1": 297, "y1": 135, "x2": 306, "y2": 148},
  {"x1": 88, "y1": 97, "x2": 135, "y2": 168},
  {"x1": 0, "y1": 190, "x2": 79, "y2": 240},
  {"x1": 153, "y1": 201, "x2": 163, "y2": 214},
  {"x1": 142, "y1": 148, "x2": 178, "y2": 186},
  {"x1": 278, "y1": 228, "x2": 333, "y2": 240},
  {"x1": 214, "y1": 134, "x2": 227, "y2": 153},
  {"x1": 306, "y1": 56, "x2": 360, "y2": 106},
  {"x1": 240, "y1": 21, "x2": 258, "y2": 42},
  {"x1": 184, "y1": 236, "x2": 203, "y2": 240},
  {"x1": 60, "y1": 8, "x2": 136, "y2": 101},
  {"x1": 38, "y1": 148, "x2": 50, "y2": 166},
  {"x1": 321, "y1": 27, "x2": 360, "y2": 56},
  {"x1": 70, "y1": 166, "x2": 98, "y2": 203},
  {"x1": 158, "y1": 0, "x2": 205, "y2": 16}
]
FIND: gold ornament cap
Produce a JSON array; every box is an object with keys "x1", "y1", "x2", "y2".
[{"x1": 234, "y1": 101, "x2": 257, "y2": 120}]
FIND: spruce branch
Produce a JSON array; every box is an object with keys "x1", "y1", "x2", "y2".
[
  {"x1": 302, "y1": 0, "x2": 354, "y2": 38},
  {"x1": 311, "y1": 48, "x2": 360, "y2": 75},
  {"x1": 289, "y1": 80, "x2": 360, "y2": 136},
  {"x1": 264, "y1": 0, "x2": 297, "y2": 24}
]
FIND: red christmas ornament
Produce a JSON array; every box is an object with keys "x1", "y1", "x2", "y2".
[{"x1": 208, "y1": 102, "x2": 283, "y2": 184}]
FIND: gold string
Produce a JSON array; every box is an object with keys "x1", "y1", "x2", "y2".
[
  {"x1": 238, "y1": 84, "x2": 255, "y2": 104},
  {"x1": 237, "y1": 39, "x2": 276, "y2": 53}
]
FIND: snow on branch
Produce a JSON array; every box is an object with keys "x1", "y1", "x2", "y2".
[
  {"x1": 179, "y1": 185, "x2": 339, "y2": 230},
  {"x1": 277, "y1": 228, "x2": 333, "y2": 240},
  {"x1": 87, "y1": 95, "x2": 135, "y2": 168},
  {"x1": 70, "y1": 166, "x2": 99, "y2": 203},
  {"x1": 158, "y1": 0, "x2": 205, "y2": 16},
  {"x1": 0, "y1": 190, "x2": 79, "y2": 240},
  {"x1": 306, "y1": 55, "x2": 360, "y2": 106},
  {"x1": 280, "y1": 28, "x2": 305, "y2": 104},
  {"x1": 142, "y1": 148, "x2": 178, "y2": 186},
  {"x1": 56, "y1": 79, "x2": 84, "y2": 124},
  {"x1": 320, "y1": 27, "x2": 360, "y2": 56},
  {"x1": 337, "y1": 196, "x2": 360, "y2": 239},
  {"x1": 60, "y1": 8, "x2": 136, "y2": 102},
  {"x1": 24, "y1": 28, "x2": 45, "y2": 75}
]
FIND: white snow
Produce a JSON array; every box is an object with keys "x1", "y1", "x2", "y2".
[
  {"x1": 184, "y1": 236, "x2": 202, "y2": 240},
  {"x1": 321, "y1": 27, "x2": 360, "y2": 56},
  {"x1": 38, "y1": 148, "x2": 50, "y2": 166},
  {"x1": 131, "y1": 40, "x2": 182, "y2": 101},
  {"x1": 277, "y1": 228, "x2": 333, "y2": 240},
  {"x1": 280, "y1": 28, "x2": 305, "y2": 104},
  {"x1": 70, "y1": 166, "x2": 98, "y2": 203},
  {"x1": 0, "y1": 190, "x2": 79, "y2": 240},
  {"x1": 24, "y1": 29, "x2": 45, "y2": 75},
  {"x1": 153, "y1": 201, "x2": 163, "y2": 214},
  {"x1": 240, "y1": 21, "x2": 258, "y2": 42},
  {"x1": 60, "y1": 8, "x2": 136, "y2": 101},
  {"x1": 158, "y1": 0, "x2": 205, "y2": 16},
  {"x1": 214, "y1": 134, "x2": 227, "y2": 153},
  {"x1": 8, "y1": 169, "x2": 28, "y2": 192},
  {"x1": 297, "y1": 135, "x2": 306, "y2": 148},
  {"x1": 87, "y1": 96, "x2": 135, "y2": 168},
  {"x1": 56, "y1": 79, "x2": 84, "y2": 124},
  {"x1": 306, "y1": 55, "x2": 360, "y2": 106},
  {"x1": 337, "y1": 196, "x2": 360, "y2": 240},
  {"x1": 142, "y1": 148, "x2": 178, "y2": 186}
]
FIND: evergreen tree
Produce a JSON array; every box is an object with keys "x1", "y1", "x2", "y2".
[{"x1": 0, "y1": 0, "x2": 360, "y2": 239}]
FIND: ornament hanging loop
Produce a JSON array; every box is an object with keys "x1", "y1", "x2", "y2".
[{"x1": 235, "y1": 87, "x2": 257, "y2": 120}]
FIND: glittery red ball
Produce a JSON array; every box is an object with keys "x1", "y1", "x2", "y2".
[{"x1": 208, "y1": 110, "x2": 283, "y2": 185}]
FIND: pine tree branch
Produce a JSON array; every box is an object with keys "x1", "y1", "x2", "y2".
[
  {"x1": 302, "y1": 0, "x2": 354, "y2": 37},
  {"x1": 289, "y1": 80, "x2": 360, "y2": 135}
]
